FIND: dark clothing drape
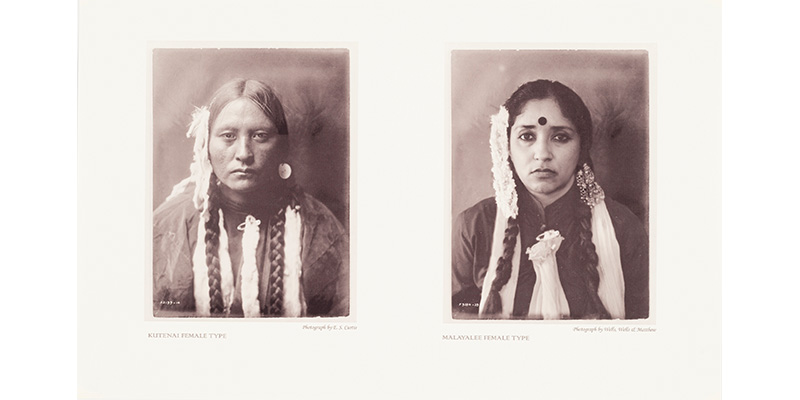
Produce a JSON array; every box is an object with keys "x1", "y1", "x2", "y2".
[
  {"x1": 452, "y1": 185, "x2": 648, "y2": 319},
  {"x1": 153, "y1": 188, "x2": 349, "y2": 317}
]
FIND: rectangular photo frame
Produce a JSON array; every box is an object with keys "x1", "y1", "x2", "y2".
[
  {"x1": 148, "y1": 46, "x2": 354, "y2": 320},
  {"x1": 447, "y1": 48, "x2": 654, "y2": 323}
]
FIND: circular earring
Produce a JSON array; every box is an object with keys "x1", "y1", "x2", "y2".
[{"x1": 278, "y1": 162, "x2": 292, "y2": 180}]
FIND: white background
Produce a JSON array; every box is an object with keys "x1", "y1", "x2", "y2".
[{"x1": 2, "y1": 0, "x2": 796, "y2": 399}]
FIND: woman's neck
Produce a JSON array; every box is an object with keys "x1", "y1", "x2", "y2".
[
  {"x1": 217, "y1": 184, "x2": 284, "y2": 215},
  {"x1": 527, "y1": 174, "x2": 575, "y2": 209}
]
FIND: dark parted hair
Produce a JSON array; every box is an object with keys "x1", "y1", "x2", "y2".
[{"x1": 207, "y1": 78, "x2": 289, "y2": 136}]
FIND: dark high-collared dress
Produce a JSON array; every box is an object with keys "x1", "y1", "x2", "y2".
[{"x1": 452, "y1": 184, "x2": 648, "y2": 319}]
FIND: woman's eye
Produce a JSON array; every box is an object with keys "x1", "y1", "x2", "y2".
[
  {"x1": 221, "y1": 132, "x2": 236, "y2": 140},
  {"x1": 552, "y1": 133, "x2": 572, "y2": 143},
  {"x1": 253, "y1": 132, "x2": 272, "y2": 142},
  {"x1": 519, "y1": 132, "x2": 535, "y2": 141}
]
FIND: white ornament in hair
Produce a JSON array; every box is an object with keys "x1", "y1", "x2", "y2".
[
  {"x1": 490, "y1": 106, "x2": 518, "y2": 219},
  {"x1": 164, "y1": 105, "x2": 212, "y2": 206},
  {"x1": 185, "y1": 106, "x2": 213, "y2": 211}
]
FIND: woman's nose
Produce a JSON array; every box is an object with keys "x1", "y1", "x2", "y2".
[
  {"x1": 533, "y1": 139, "x2": 553, "y2": 161},
  {"x1": 234, "y1": 137, "x2": 254, "y2": 162}
]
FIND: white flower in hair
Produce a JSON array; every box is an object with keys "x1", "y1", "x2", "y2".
[
  {"x1": 186, "y1": 106, "x2": 213, "y2": 211},
  {"x1": 490, "y1": 106, "x2": 518, "y2": 219},
  {"x1": 164, "y1": 105, "x2": 212, "y2": 210}
]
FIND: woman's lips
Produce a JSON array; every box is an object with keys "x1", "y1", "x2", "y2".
[
  {"x1": 231, "y1": 169, "x2": 255, "y2": 177},
  {"x1": 531, "y1": 168, "x2": 556, "y2": 178}
]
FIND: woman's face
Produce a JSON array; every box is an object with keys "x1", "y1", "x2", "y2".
[
  {"x1": 208, "y1": 98, "x2": 286, "y2": 198},
  {"x1": 509, "y1": 98, "x2": 581, "y2": 207}
]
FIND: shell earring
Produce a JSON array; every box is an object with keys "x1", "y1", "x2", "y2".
[{"x1": 278, "y1": 162, "x2": 292, "y2": 180}]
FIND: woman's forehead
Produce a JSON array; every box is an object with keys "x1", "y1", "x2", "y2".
[
  {"x1": 212, "y1": 98, "x2": 274, "y2": 129},
  {"x1": 513, "y1": 98, "x2": 573, "y2": 128}
]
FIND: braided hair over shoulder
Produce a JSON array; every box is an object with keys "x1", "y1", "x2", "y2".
[
  {"x1": 203, "y1": 173, "x2": 225, "y2": 314},
  {"x1": 263, "y1": 182, "x2": 303, "y2": 316},
  {"x1": 481, "y1": 216, "x2": 519, "y2": 315},
  {"x1": 572, "y1": 197, "x2": 610, "y2": 319}
]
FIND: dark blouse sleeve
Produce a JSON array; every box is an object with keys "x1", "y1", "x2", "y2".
[
  {"x1": 328, "y1": 229, "x2": 350, "y2": 317},
  {"x1": 152, "y1": 193, "x2": 198, "y2": 314},
  {"x1": 452, "y1": 211, "x2": 475, "y2": 295},
  {"x1": 607, "y1": 200, "x2": 650, "y2": 319},
  {"x1": 298, "y1": 194, "x2": 350, "y2": 317},
  {"x1": 451, "y1": 199, "x2": 496, "y2": 316}
]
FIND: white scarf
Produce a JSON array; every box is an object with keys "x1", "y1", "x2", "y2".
[{"x1": 526, "y1": 230, "x2": 570, "y2": 319}]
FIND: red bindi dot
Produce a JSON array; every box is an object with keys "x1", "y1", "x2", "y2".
[{"x1": 538, "y1": 117, "x2": 547, "y2": 125}]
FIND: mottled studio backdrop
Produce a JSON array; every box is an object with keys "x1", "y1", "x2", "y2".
[
  {"x1": 152, "y1": 48, "x2": 349, "y2": 227},
  {"x1": 451, "y1": 50, "x2": 649, "y2": 229}
]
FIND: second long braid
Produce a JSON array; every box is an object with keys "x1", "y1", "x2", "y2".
[
  {"x1": 204, "y1": 177, "x2": 225, "y2": 314},
  {"x1": 574, "y1": 200, "x2": 610, "y2": 319},
  {"x1": 482, "y1": 216, "x2": 519, "y2": 315}
]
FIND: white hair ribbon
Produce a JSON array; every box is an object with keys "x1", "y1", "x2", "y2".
[{"x1": 238, "y1": 215, "x2": 261, "y2": 318}]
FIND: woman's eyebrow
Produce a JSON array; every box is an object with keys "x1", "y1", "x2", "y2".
[
  {"x1": 516, "y1": 124, "x2": 574, "y2": 130},
  {"x1": 213, "y1": 124, "x2": 238, "y2": 131},
  {"x1": 248, "y1": 126, "x2": 274, "y2": 132}
]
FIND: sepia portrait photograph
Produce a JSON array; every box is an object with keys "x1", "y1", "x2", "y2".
[
  {"x1": 150, "y1": 48, "x2": 351, "y2": 318},
  {"x1": 450, "y1": 49, "x2": 650, "y2": 320}
]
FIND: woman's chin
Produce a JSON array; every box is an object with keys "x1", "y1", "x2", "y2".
[
  {"x1": 522, "y1": 182, "x2": 558, "y2": 197},
  {"x1": 522, "y1": 181, "x2": 572, "y2": 204},
  {"x1": 219, "y1": 180, "x2": 261, "y2": 195}
]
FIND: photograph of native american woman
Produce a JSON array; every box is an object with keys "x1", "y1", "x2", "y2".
[
  {"x1": 451, "y1": 50, "x2": 650, "y2": 320},
  {"x1": 151, "y1": 48, "x2": 350, "y2": 318}
]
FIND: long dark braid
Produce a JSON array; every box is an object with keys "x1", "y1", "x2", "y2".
[
  {"x1": 482, "y1": 216, "x2": 519, "y2": 316},
  {"x1": 266, "y1": 206, "x2": 286, "y2": 315},
  {"x1": 574, "y1": 198, "x2": 610, "y2": 319},
  {"x1": 263, "y1": 181, "x2": 303, "y2": 316},
  {"x1": 204, "y1": 174, "x2": 225, "y2": 314}
]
